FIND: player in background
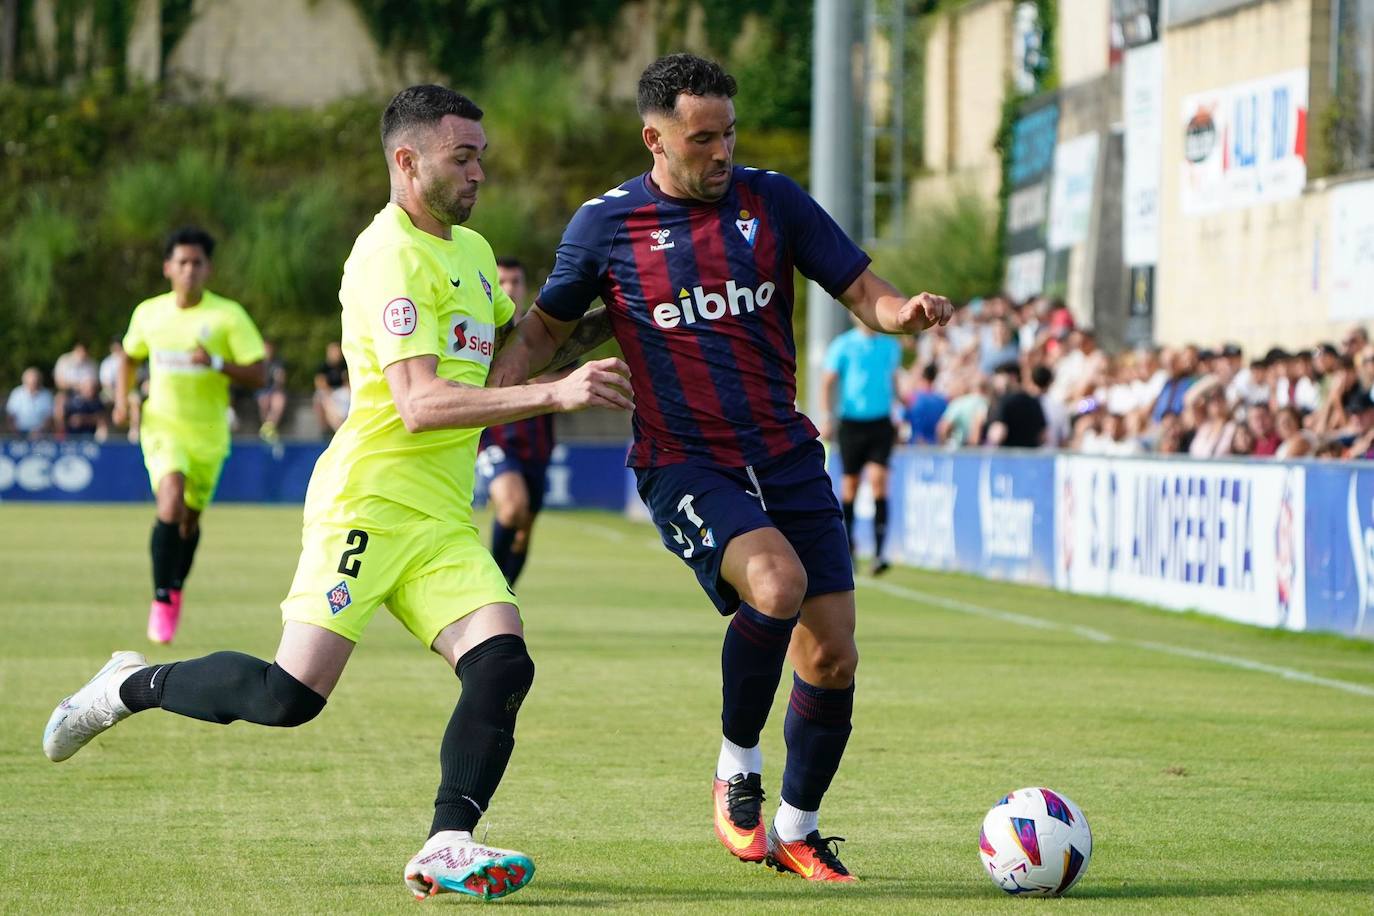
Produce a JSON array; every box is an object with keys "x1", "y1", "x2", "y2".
[
  {"x1": 44, "y1": 84, "x2": 633, "y2": 902},
  {"x1": 820, "y1": 315, "x2": 904, "y2": 576},
  {"x1": 490, "y1": 54, "x2": 952, "y2": 882},
  {"x1": 478, "y1": 257, "x2": 558, "y2": 586},
  {"x1": 115, "y1": 228, "x2": 268, "y2": 644}
]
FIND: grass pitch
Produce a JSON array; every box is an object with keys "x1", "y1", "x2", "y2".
[{"x1": 3, "y1": 504, "x2": 1373, "y2": 914}]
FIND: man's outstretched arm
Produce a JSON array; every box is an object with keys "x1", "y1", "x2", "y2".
[
  {"x1": 489, "y1": 305, "x2": 615, "y2": 387},
  {"x1": 838, "y1": 267, "x2": 954, "y2": 335}
]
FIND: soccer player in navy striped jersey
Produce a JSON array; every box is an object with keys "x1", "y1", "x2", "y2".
[
  {"x1": 478, "y1": 257, "x2": 558, "y2": 586},
  {"x1": 491, "y1": 54, "x2": 953, "y2": 882}
]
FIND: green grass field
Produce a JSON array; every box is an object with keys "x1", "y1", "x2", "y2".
[{"x1": 4, "y1": 504, "x2": 1374, "y2": 914}]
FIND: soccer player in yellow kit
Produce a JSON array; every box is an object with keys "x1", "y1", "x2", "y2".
[
  {"x1": 116, "y1": 227, "x2": 267, "y2": 644},
  {"x1": 43, "y1": 85, "x2": 633, "y2": 902}
]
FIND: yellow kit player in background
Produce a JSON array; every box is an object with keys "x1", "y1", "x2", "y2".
[
  {"x1": 44, "y1": 85, "x2": 633, "y2": 902},
  {"x1": 115, "y1": 227, "x2": 267, "y2": 644}
]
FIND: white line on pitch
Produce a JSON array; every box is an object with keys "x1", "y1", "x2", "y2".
[{"x1": 859, "y1": 577, "x2": 1374, "y2": 699}]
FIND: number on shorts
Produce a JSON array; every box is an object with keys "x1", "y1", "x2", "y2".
[
  {"x1": 668, "y1": 494, "x2": 712, "y2": 557},
  {"x1": 668, "y1": 521, "x2": 693, "y2": 558},
  {"x1": 337, "y1": 529, "x2": 369, "y2": 578}
]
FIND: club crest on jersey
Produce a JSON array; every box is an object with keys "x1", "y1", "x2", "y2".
[
  {"x1": 478, "y1": 270, "x2": 493, "y2": 302},
  {"x1": 326, "y1": 581, "x2": 352, "y2": 615},
  {"x1": 649, "y1": 228, "x2": 675, "y2": 252},
  {"x1": 448, "y1": 316, "x2": 497, "y2": 367},
  {"x1": 735, "y1": 210, "x2": 759, "y2": 248}
]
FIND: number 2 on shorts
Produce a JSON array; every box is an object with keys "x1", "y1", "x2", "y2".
[{"x1": 337, "y1": 529, "x2": 370, "y2": 578}]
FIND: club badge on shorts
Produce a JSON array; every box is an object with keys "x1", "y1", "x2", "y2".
[{"x1": 326, "y1": 581, "x2": 352, "y2": 615}]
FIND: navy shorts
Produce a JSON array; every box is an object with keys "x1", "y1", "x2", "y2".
[
  {"x1": 634, "y1": 439, "x2": 853, "y2": 615},
  {"x1": 477, "y1": 445, "x2": 548, "y2": 517}
]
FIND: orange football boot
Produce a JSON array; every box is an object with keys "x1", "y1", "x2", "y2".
[
  {"x1": 712, "y1": 773, "x2": 768, "y2": 862},
  {"x1": 765, "y1": 828, "x2": 858, "y2": 882}
]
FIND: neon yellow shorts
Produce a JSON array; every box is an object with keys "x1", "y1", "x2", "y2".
[
  {"x1": 140, "y1": 424, "x2": 228, "y2": 511},
  {"x1": 280, "y1": 502, "x2": 517, "y2": 647}
]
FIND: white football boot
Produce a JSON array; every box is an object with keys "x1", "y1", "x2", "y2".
[
  {"x1": 42, "y1": 651, "x2": 147, "y2": 762},
  {"x1": 404, "y1": 830, "x2": 535, "y2": 901}
]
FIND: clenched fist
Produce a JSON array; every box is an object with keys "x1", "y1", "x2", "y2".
[{"x1": 552, "y1": 357, "x2": 634, "y2": 413}]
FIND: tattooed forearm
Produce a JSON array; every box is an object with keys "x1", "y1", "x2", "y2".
[{"x1": 543, "y1": 306, "x2": 614, "y2": 373}]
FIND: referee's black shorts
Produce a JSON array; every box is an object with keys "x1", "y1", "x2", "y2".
[{"x1": 837, "y1": 417, "x2": 896, "y2": 476}]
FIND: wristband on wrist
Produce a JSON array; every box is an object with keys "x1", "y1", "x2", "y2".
[{"x1": 210, "y1": 354, "x2": 225, "y2": 372}]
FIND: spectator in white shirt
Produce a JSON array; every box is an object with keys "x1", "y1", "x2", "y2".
[{"x1": 6, "y1": 367, "x2": 55, "y2": 438}]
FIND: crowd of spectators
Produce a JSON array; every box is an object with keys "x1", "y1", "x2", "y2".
[
  {"x1": 900, "y1": 295, "x2": 1374, "y2": 461},
  {"x1": 4, "y1": 340, "x2": 349, "y2": 442},
  {"x1": 11, "y1": 307, "x2": 1374, "y2": 462}
]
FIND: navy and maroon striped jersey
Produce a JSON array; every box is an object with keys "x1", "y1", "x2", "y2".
[
  {"x1": 479, "y1": 414, "x2": 555, "y2": 466},
  {"x1": 537, "y1": 167, "x2": 870, "y2": 468}
]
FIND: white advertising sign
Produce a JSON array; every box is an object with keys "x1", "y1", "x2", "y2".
[
  {"x1": 1180, "y1": 69, "x2": 1308, "y2": 216},
  {"x1": 1048, "y1": 133, "x2": 1099, "y2": 250},
  {"x1": 1329, "y1": 180, "x2": 1374, "y2": 320},
  {"x1": 1005, "y1": 249, "x2": 1047, "y2": 303},
  {"x1": 1055, "y1": 457, "x2": 1306, "y2": 630},
  {"x1": 1123, "y1": 44, "x2": 1163, "y2": 266}
]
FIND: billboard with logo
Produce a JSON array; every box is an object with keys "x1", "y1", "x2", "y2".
[
  {"x1": 1123, "y1": 43, "x2": 1163, "y2": 267},
  {"x1": 1055, "y1": 456, "x2": 1305, "y2": 629},
  {"x1": 1303, "y1": 465, "x2": 1374, "y2": 637},
  {"x1": 1180, "y1": 69, "x2": 1308, "y2": 216},
  {"x1": 836, "y1": 451, "x2": 1057, "y2": 586},
  {"x1": 3, "y1": 440, "x2": 634, "y2": 511},
  {"x1": 1004, "y1": 100, "x2": 1060, "y2": 300}
]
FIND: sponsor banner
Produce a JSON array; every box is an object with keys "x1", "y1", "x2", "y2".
[
  {"x1": 1047, "y1": 133, "x2": 1100, "y2": 251},
  {"x1": 830, "y1": 449, "x2": 1057, "y2": 586},
  {"x1": 474, "y1": 442, "x2": 631, "y2": 513},
  {"x1": 1180, "y1": 69, "x2": 1308, "y2": 216},
  {"x1": 1123, "y1": 44, "x2": 1163, "y2": 266},
  {"x1": 1303, "y1": 465, "x2": 1374, "y2": 637},
  {"x1": 1005, "y1": 249, "x2": 1048, "y2": 304},
  {"x1": 1006, "y1": 101, "x2": 1060, "y2": 271},
  {"x1": 1055, "y1": 456, "x2": 1305, "y2": 630},
  {"x1": 1328, "y1": 180, "x2": 1374, "y2": 320},
  {"x1": 4, "y1": 439, "x2": 632, "y2": 511}
]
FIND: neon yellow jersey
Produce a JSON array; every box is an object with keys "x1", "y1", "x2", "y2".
[
  {"x1": 305, "y1": 203, "x2": 516, "y2": 525},
  {"x1": 122, "y1": 290, "x2": 266, "y2": 442}
]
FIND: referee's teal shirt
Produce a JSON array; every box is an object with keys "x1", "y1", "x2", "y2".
[{"x1": 823, "y1": 328, "x2": 903, "y2": 421}]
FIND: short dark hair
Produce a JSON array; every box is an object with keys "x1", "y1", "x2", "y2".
[
  {"x1": 637, "y1": 53, "x2": 737, "y2": 118},
  {"x1": 1031, "y1": 365, "x2": 1053, "y2": 389},
  {"x1": 921, "y1": 363, "x2": 938, "y2": 384},
  {"x1": 381, "y1": 84, "x2": 483, "y2": 149},
  {"x1": 495, "y1": 256, "x2": 526, "y2": 276},
  {"x1": 994, "y1": 360, "x2": 1021, "y2": 379},
  {"x1": 163, "y1": 226, "x2": 215, "y2": 260}
]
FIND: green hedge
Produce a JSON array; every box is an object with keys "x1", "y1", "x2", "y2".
[{"x1": 0, "y1": 71, "x2": 810, "y2": 390}]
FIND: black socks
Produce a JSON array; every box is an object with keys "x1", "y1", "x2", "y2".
[
  {"x1": 150, "y1": 520, "x2": 179, "y2": 603},
  {"x1": 118, "y1": 653, "x2": 325, "y2": 727},
  {"x1": 431, "y1": 634, "x2": 536, "y2": 836}
]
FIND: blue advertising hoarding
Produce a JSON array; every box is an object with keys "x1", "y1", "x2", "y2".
[
  {"x1": 1303, "y1": 464, "x2": 1374, "y2": 638},
  {"x1": 2, "y1": 439, "x2": 633, "y2": 512},
  {"x1": 836, "y1": 449, "x2": 1057, "y2": 586}
]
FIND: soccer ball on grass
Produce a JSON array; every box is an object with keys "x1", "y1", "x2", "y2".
[{"x1": 978, "y1": 787, "x2": 1092, "y2": 896}]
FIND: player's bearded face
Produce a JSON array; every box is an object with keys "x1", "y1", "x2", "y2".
[
  {"x1": 418, "y1": 116, "x2": 486, "y2": 225},
  {"x1": 659, "y1": 95, "x2": 736, "y2": 201}
]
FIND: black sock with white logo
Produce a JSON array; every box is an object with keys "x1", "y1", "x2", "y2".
[{"x1": 431, "y1": 635, "x2": 535, "y2": 836}]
